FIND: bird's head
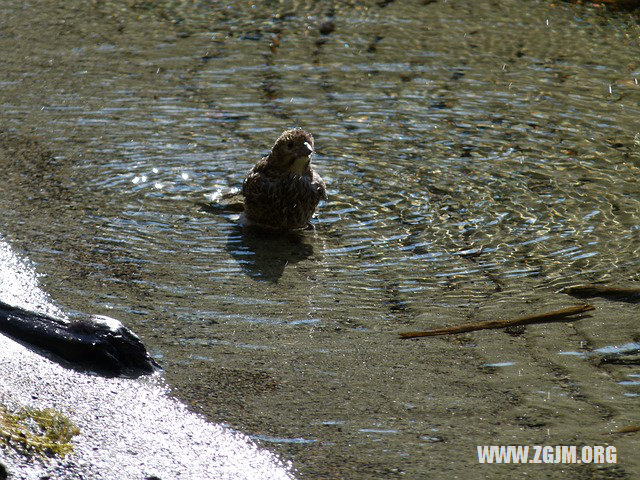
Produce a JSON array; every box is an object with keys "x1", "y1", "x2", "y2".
[{"x1": 267, "y1": 128, "x2": 315, "y2": 175}]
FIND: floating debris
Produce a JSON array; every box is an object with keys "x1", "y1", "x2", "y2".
[
  {"x1": 399, "y1": 304, "x2": 594, "y2": 339},
  {"x1": 563, "y1": 284, "x2": 640, "y2": 302}
]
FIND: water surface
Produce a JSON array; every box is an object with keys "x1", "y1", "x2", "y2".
[{"x1": 1, "y1": 0, "x2": 639, "y2": 478}]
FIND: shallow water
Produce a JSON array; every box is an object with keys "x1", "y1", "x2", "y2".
[
  {"x1": 4, "y1": 0, "x2": 639, "y2": 316},
  {"x1": 1, "y1": 0, "x2": 639, "y2": 478},
  {"x1": 0, "y1": 238, "x2": 293, "y2": 479}
]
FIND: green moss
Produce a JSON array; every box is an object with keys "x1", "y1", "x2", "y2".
[{"x1": 0, "y1": 404, "x2": 80, "y2": 458}]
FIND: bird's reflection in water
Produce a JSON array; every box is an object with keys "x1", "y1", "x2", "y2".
[{"x1": 226, "y1": 224, "x2": 315, "y2": 283}]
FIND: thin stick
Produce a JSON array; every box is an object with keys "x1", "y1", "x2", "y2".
[
  {"x1": 399, "y1": 304, "x2": 594, "y2": 339},
  {"x1": 609, "y1": 425, "x2": 640, "y2": 435},
  {"x1": 606, "y1": 425, "x2": 640, "y2": 435},
  {"x1": 563, "y1": 284, "x2": 640, "y2": 301}
]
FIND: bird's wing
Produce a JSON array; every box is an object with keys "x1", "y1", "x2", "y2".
[
  {"x1": 242, "y1": 167, "x2": 275, "y2": 203},
  {"x1": 312, "y1": 171, "x2": 328, "y2": 201}
]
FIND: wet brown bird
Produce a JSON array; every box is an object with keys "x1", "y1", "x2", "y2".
[{"x1": 242, "y1": 129, "x2": 327, "y2": 230}]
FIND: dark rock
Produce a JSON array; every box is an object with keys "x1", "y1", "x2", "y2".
[
  {"x1": 0, "y1": 301, "x2": 160, "y2": 377},
  {"x1": 319, "y1": 21, "x2": 335, "y2": 35}
]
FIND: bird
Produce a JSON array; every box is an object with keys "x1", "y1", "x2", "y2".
[{"x1": 242, "y1": 128, "x2": 326, "y2": 230}]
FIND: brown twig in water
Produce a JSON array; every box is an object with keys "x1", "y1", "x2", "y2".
[
  {"x1": 563, "y1": 284, "x2": 640, "y2": 302},
  {"x1": 399, "y1": 304, "x2": 594, "y2": 339},
  {"x1": 605, "y1": 425, "x2": 640, "y2": 435}
]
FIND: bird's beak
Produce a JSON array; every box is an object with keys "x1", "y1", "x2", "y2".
[{"x1": 302, "y1": 141, "x2": 314, "y2": 156}]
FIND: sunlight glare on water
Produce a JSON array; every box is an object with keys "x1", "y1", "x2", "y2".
[
  {"x1": 0, "y1": 1, "x2": 639, "y2": 476},
  {"x1": 1, "y1": 0, "x2": 639, "y2": 336}
]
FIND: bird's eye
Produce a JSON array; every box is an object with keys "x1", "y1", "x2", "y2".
[{"x1": 287, "y1": 141, "x2": 294, "y2": 149}]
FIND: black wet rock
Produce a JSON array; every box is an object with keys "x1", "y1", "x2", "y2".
[
  {"x1": 0, "y1": 301, "x2": 160, "y2": 378},
  {"x1": 319, "y1": 21, "x2": 335, "y2": 35}
]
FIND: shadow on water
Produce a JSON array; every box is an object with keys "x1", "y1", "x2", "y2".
[
  {"x1": 226, "y1": 225, "x2": 315, "y2": 283},
  {"x1": 198, "y1": 196, "x2": 317, "y2": 283}
]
